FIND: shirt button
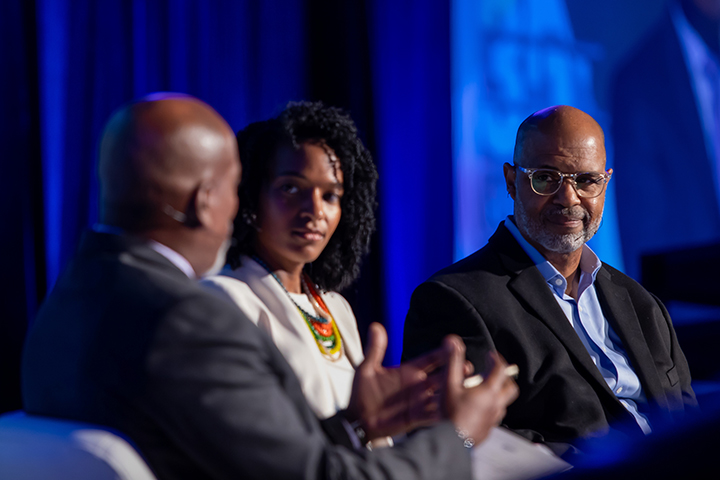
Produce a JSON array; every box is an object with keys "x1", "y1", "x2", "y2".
[
  {"x1": 616, "y1": 387, "x2": 623, "y2": 394},
  {"x1": 554, "y1": 279, "x2": 563, "y2": 286},
  {"x1": 578, "y1": 306, "x2": 583, "y2": 312}
]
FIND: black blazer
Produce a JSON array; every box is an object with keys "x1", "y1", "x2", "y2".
[
  {"x1": 22, "y1": 231, "x2": 471, "y2": 480},
  {"x1": 403, "y1": 223, "x2": 697, "y2": 448}
]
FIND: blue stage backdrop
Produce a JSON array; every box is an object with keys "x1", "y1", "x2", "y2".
[
  {"x1": 451, "y1": 0, "x2": 623, "y2": 268},
  {"x1": 36, "y1": 0, "x2": 308, "y2": 292},
  {"x1": 369, "y1": 0, "x2": 454, "y2": 364},
  {"x1": 375, "y1": 0, "x2": 632, "y2": 364},
  {"x1": 5, "y1": 0, "x2": 457, "y2": 371},
  {"x1": 6, "y1": 0, "x2": 707, "y2": 405}
]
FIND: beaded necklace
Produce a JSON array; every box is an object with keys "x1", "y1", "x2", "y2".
[{"x1": 252, "y1": 256, "x2": 343, "y2": 361}]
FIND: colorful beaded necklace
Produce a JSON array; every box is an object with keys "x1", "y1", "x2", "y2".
[{"x1": 252, "y1": 256, "x2": 343, "y2": 361}]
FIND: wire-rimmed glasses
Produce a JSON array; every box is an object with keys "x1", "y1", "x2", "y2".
[{"x1": 515, "y1": 165, "x2": 611, "y2": 198}]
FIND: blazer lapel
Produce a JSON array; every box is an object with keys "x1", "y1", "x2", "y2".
[
  {"x1": 240, "y1": 257, "x2": 362, "y2": 367},
  {"x1": 324, "y1": 297, "x2": 364, "y2": 368},
  {"x1": 507, "y1": 265, "x2": 615, "y2": 392},
  {"x1": 239, "y1": 257, "x2": 326, "y2": 357},
  {"x1": 236, "y1": 257, "x2": 341, "y2": 417},
  {"x1": 491, "y1": 225, "x2": 640, "y2": 427},
  {"x1": 595, "y1": 267, "x2": 669, "y2": 411}
]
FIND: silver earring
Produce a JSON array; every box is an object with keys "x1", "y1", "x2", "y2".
[{"x1": 242, "y1": 210, "x2": 258, "y2": 230}]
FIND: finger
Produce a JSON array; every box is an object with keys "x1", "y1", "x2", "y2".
[
  {"x1": 463, "y1": 360, "x2": 474, "y2": 377},
  {"x1": 420, "y1": 371, "x2": 446, "y2": 392},
  {"x1": 499, "y1": 377, "x2": 520, "y2": 404},
  {"x1": 367, "y1": 384, "x2": 441, "y2": 437},
  {"x1": 370, "y1": 377, "x2": 438, "y2": 426},
  {"x1": 443, "y1": 335, "x2": 467, "y2": 399},
  {"x1": 481, "y1": 352, "x2": 510, "y2": 390},
  {"x1": 419, "y1": 391, "x2": 442, "y2": 416},
  {"x1": 408, "y1": 379, "x2": 441, "y2": 402},
  {"x1": 411, "y1": 334, "x2": 467, "y2": 374},
  {"x1": 481, "y1": 350, "x2": 499, "y2": 377},
  {"x1": 405, "y1": 346, "x2": 449, "y2": 376},
  {"x1": 364, "y1": 322, "x2": 388, "y2": 367},
  {"x1": 408, "y1": 392, "x2": 443, "y2": 428}
]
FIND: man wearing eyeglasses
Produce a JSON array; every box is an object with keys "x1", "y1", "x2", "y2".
[{"x1": 403, "y1": 105, "x2": 698, "y2": 460}]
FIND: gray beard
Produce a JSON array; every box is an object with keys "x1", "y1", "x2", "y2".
[{"x1": 515, "y1": 201, "x2": 602, "y2": 254}]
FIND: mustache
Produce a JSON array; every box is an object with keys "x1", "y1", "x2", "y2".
[{"x1": 543, "y1": 206, "x2": 588, "y2": 220}]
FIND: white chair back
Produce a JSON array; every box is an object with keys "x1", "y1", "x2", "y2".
[{"x1": 0, "y1": 411, "x2": 156, "y2": 480}]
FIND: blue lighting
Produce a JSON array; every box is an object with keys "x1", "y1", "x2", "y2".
[{"x1": 451, "y1": 0, "x2": 623, "y2": 269}]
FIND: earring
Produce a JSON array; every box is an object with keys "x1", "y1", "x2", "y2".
[{"x1": 242, "y1": 210, "x2": 259, "y2": 230}]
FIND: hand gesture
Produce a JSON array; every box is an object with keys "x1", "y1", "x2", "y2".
[
  {"x1": 345, "y1": 323, "x2": 448, "y2": 440},
  {"x1": 443, "y1": 335, "x2": 519, "y2": 446}
]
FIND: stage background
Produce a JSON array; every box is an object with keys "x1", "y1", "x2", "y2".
[{"x1": 6, "y1": 0, "x2": 717, "y2": 415}]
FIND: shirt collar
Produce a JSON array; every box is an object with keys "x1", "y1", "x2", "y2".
[
  {"x1": 93, "y1": 223, "x2": 196, "y2": 279},
  {"x1": 148, "y1": 240, "x2": 196, "y2": 279},
  {"x1": 504, "y1": 216, "x2": 602, "y2": 296}
]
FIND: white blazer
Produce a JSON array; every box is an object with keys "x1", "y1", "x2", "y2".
[{"x1": 202, "y1": 256, "x2": 364, "y2": 419}]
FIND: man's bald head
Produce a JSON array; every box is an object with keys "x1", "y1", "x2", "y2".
[
  {"x1": 98, "y1": 94, "x2": 241, "y2": 276},
  {"x1": 513, "y1": 105, "x2": 605, "y2": 167},
  {"x1": 504, "y1": 105, "x2": 610, "y2": 260},
  {"x1": 99, "y1": 94, "x2": 237, "y2": 231}
]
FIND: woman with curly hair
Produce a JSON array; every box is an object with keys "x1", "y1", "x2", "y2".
[{"x1": 203, "y1": 101, "x2": 378, "y2": 422}]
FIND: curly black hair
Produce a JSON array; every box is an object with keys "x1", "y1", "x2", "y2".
[{"x1": 227, "y1": 101, "x2": 378, "y2": 292}]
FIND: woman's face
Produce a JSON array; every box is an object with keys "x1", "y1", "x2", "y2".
[{"x1": 254, "y1": 141, "x2": 344, "y2": 273}]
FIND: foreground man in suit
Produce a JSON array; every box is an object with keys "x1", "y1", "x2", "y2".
[
  {"x1": 22, "y1": 94, "x2": 518, "y2": 479},
  {"x1": 403, "y1": 105, "x2": 697, "y2": 458}
]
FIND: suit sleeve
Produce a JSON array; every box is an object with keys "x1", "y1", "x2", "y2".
[
  {"x1": 403, "y1": 280, "x2": 581, "y2": 458},
  {"x1": 652, "y1": 293, "x2": 698, "y2": 410},
  {"x1": 403, "y1": 280, "x2": 496, "y2": 372},
  {"x1": 144, "y1": 293, "x2": 472, "y2": 480}
]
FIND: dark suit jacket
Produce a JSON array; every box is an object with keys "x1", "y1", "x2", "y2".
[
  {"x1": 611, "y1": 6, "x2": 720, "y2": 280},
  {"x1": 403, "y1": 223, "x2": 697, "y2": 449},
  {"x1": 22, "y1": 231, "x2": 471, "y2": 480}
]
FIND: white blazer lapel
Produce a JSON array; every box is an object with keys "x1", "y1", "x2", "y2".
[
  {"x1": 236, "y1": 256, "x2": 341, "y2": 418},
  {"x1": 321, "y1": 292, "x2": 364, "y2": 368}
]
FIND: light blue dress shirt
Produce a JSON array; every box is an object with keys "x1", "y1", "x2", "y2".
[{"x1": 504, "y1": 217, "x2": 652, "y2": 434}]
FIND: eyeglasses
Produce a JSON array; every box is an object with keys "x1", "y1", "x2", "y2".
[{"x1": 515, "y1": 165, "x2": 611, "y2": 198}]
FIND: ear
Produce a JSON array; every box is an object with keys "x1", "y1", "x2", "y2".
[
  {"x1": 503, "y1": 162, "x2": 517, "y2": 200},
  {"x1": 186, "y1": 182, "x2": 213, "y2": 229}
]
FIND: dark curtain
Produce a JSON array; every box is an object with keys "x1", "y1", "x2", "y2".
[
  {"x1": 306, "y1": 0, "x2": 381, "y2": 349},
  {"x1": 368, "y1": 0, "x2": 453, "y2": 363},
  {"x1": 1, "y1": 0, "x2": 453, "y2": 413},
  {"x1": 35, "y1": 0, "x2": 309, "y2": 291},
  {"x1": 0, "y1": 0, "x2": 44, "y2": 414}
]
